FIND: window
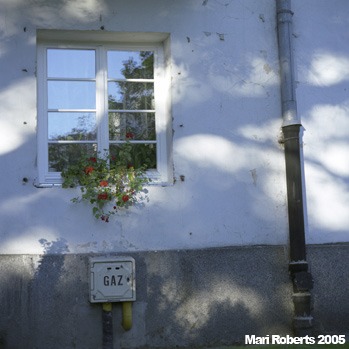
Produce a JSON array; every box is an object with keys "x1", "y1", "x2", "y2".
[{"x1": 36, "y1": 31, "x2": 172, "y2": 186}]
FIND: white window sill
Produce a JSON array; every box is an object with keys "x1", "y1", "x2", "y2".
[{"x1": 33, "y1": 170, "x2": 173, "y2": 188}]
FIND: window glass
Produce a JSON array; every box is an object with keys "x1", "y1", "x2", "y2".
[
  {"x1": 47, "y1": 49, "x2": 95, "y2": 78},
  {"x1": 48, "y1": 143, "x2": 97, "y2": 172},
  {"x1": 48, "y1": 112, "x2": 97, "y2": 141},
  {"x1": 110, "y1": 143, "x2": 156, "y2": 170},
  {"x1": 109, "y1": 112, "x2": 155, "y2": 141},
  {"x1": 48, "y1": 81, "x2": 96, "y2": 109},
  {"x1": 108, "y1": 82, "x2": 154, "y2": 110},
  {"x1": 107, "y1": 51, "x2": 154, "y2": 79}
]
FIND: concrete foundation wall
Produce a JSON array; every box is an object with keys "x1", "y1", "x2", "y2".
[
  {"x1": 307, "y1": 244, "x2": 349, "y2": 336},
  {"x1": 1, "y1": 244, "x2": 348, "y2": 349}
]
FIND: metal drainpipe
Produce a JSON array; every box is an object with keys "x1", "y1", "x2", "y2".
[{"x1": 276, "y1": 0, "x2": 314, "y2": 336}]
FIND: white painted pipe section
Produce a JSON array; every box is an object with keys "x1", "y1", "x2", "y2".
[{"x1": 276, "y1": 0, "x2": 301, "y2": 127}]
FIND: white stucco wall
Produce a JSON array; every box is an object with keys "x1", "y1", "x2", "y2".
[
  {"x1": 293, "y1": 0, "x2": 349, "y2": 244},
  {"x1": 0, "y1": 0, "x2": 292, "y2": 254}
]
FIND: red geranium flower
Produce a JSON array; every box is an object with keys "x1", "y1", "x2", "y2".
[
  {"x1": 126, "y1": 132, "x2": 134, "y2": 139},
  {"x1": 100, "y1": 180, "x2": 108, "y2": 187},
  {"x1": 98, "y1": 193, "x2": 109, "y2": 200},
  {"x1": 89, "y1": 157, "x2": 97, "y2": 163},
  {"x1": 84, "y1": 166, "x2": 94, "y2": 175},
  {"x1": 122, "y1": 195, "x2": 129, "y2": 202}
]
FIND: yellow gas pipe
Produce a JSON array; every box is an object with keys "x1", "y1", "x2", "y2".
[
  {"x1": 102, "y1": 302, "x2": 132, "y2": 333},
  {"x1": 121, "y1": 302, "x2": 133, "y2": 331},
  {"x1": 103, "y1": 302, "x2": 112, "y2": 312}
]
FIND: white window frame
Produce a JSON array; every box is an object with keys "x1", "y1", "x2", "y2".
[{"x1": 36, "y1": 30, "x2": 172, "y2": 186}]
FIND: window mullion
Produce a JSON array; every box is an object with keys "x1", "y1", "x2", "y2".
[
  {"x1": 96, "y1": 46, "x2": 109, "y2": 155},
  {"x1": 37, "y1": 45, "x2": 49, "y2": 183}
]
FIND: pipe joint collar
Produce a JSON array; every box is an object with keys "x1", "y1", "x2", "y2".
[{"x1": 277, "y1": 9, "x2": 294, "y2": 24}]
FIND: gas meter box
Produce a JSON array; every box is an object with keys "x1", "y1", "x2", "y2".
[{"x1": 89, "y1": 257, "x2": 136, "y2": 303}]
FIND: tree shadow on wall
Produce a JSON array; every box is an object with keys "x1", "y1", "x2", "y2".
[
  {"x1": 141, "y1": 247, "x2": 293, "y2": 348},
  {"x1": 147, "y1": 297, "x2": 259, "y2": 348},
  {"x1": 0, "y1": 237, "x2": 104, "y2": 349},
  {"x1": 0, "y1": 238, "x2": 73, "y2": 349},
  {"x1": 26, "y1": 238, "x2": 71, "y2": 348},
  {"x1": 26, "y1": 238, "x2": 103, "y2": 349}
]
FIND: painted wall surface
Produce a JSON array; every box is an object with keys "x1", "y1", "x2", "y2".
[
  {"x1": 0, "y1": 0, "x2": 288, "y2": 255},
  {"x1": 292, "y1": 0, "x2": 349, "y2": 244},
  {"x1": 1, "y1": 1, "x2": 349, "y2": 347}
]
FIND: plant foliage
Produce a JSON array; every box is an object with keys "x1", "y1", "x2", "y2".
[{"x1": 61, "y1": 139, "x2": 149, "y2": 222}]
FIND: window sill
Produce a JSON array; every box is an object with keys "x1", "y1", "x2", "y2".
[{"x1": 33, "y1": 170, "x2": 173, "y2": 188}]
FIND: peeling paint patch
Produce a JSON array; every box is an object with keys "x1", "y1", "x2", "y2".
[
  {"x1": 263, "y1": 63, "x2": 272, "y2": 74},
  {"x1": 216, "y1": 33, "x2": 225, "y2": 41}
]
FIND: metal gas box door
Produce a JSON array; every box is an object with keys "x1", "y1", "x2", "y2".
[{"x1": 89, "y1": 257, "x2": 136, "y2": 303}]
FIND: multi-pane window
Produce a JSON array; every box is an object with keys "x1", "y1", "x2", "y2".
[
  {"x1": 37, "y1": 36, "x2": 171, "y2": 185},
  {"x1": 107, "y1": 50, "x2": 157, "y2": 170},
  {"x1": 46, "y1": 48, "x2": 97, "y2": 172}
]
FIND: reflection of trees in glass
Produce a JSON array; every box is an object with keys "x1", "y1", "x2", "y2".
[
  {"x1": 108, "y1": 51, "x2": 154, "y2": 110},
  {"x1": 109, "y1": 51, "x2": 156, "y2": 170},
  {"x1": 109, "y1": 113, "x2": 155, "y2": 141},
  {"x1": 108, "y1": 81, "x2": 153, "y2": 110},
  {"x1": 122, "y1": 51, "x2": 154, "y2": 79},
  {"x1": 50, "y1": 114, "x2": 96, "y2": 141},
  {"x1": 110, "y1": 144, "x2": 156, "y2": 170},
  {"x1": 49, "y1": 144, "x2": 96, "y2": 172},
  {"x1": 49, "y1": 114, "x2": 97, "y2": 172},
  {"x1": 49, "y1": 51, "x2": 157, "y2": 172}
]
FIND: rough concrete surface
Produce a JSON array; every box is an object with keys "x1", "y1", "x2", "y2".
[
  {"x1": 307, "y1": 244, "x2": 349, "y2": 336},
  {"x1": 0, "y1": 244, "x2": 348, "y2": 349}
]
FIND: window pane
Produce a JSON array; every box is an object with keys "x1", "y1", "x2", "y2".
[
  {"x1": 48, "y1": 112, "x2": 97, "y2": 141},
  {"x1": 109, "y1": 112, "x2": 155, "y2": 141},
  {"x1": 48, "y1": 143, "x2": 97, "y2": 172},
  {"x1": 48, "y1": 81, "x2": 96, "y2": 109},
  {"x1": 47, "y1": 49, "x2": 95, "y2": 78},
  {"x1": 110, "y1": 143, "x2": 156, "y2": 170},
  {"x1": 108, "y1": 82, "x2": 154, "y2": 110},
  {"x1": 108, "y1": 51, "x2": 154, "y2": 79}
]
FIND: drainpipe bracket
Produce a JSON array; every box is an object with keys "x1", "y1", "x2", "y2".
[
  {"x1": 282, "y1": 120, "x2": 302, "y2": 129},
  {"x1": 289, "y1": 260, "x2": 308, "y2": 272}
]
